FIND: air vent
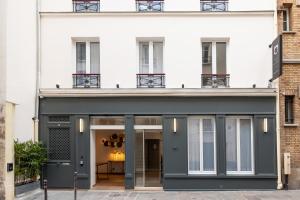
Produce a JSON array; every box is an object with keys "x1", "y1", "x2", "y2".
[{"x1": 49, "y1": 116, "x2": 70, "y2": 123}]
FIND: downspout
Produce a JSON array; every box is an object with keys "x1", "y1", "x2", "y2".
[
  {"x1": 273, "y1": 0, "x2": 283, "y2": 190},
  {"x1": 275, "y1": 79, "x2": 283, "y2": 189},
  {"x1": 33, "y1": 0, "x2": 41, "y2": 142}
]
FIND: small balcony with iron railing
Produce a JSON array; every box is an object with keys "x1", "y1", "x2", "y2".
[
  {"x1": 137, "y1": 74, "x2": 166, "y2": 88},
  {"x1": 200, "y1": 0, "x2": 228, "y2": 11},
  {"x1": 72, "y1": 73, "x2": 101, "y2": 88},
  {"x1": 201, "y1": 74, "x2": 230, "y2": 88},
  {"x1": 72, "y1": 0, "x2": 100, "y2": 12},
  {"x1": 136, "y1": 0, "x2": 164, "y2": 12}
]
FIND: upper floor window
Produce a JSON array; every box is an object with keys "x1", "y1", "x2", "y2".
[
  {"x1": 285, "y1": 96, "x2": 294, "y2": 124},
  {"x1": 137, "y1": 41, "x2": 165, "y2": 88},
  {"x1": 200, "y1": 0, "x2": 228, "y2": 12},
  {"x1": 73, "y1": 0, "x2": 100, "y2": 12},
  {"x1": 282, "y1": 8, "x2": 290, "y2": 31},
  {"x1": 136, "y1": 0, "x2": 164, "y2": 12},
  {"x1": 201, "y1": 41, "x2": 229, "y2": 88},
  {"x1": 73, "y1": 41, "x2": 100, "y2": 88}
]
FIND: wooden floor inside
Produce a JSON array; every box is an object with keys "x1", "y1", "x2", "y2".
[{"x1": 92, "y1": 174, "x2": 125, "y2": 190}]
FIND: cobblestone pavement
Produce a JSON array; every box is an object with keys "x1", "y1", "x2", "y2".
[{"x1": 15, "y1": 189, "x2": 300, "y2": 200}]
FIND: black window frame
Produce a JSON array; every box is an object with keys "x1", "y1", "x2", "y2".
[{"x1": 285, "y1": 95, "x2": 294, "y2": 124}]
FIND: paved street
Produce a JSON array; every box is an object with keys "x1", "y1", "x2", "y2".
[{"x1": 15, "y1": 189, "x2": 300, "y2": 200}]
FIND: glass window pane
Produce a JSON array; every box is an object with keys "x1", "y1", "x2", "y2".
[
  {"x1": 188, "y1": 119, "x2": 200, "y2": 172},
  {"x1": 76, "y1": 42, "x2": 86, "y2": 73},
  {"x1": 240, "y1": 119, "x2": 252, "y2": 171},
  {"x1": 90, "y1": 117, "x2": 124, "y2": 125},
  {"x1": 202, "y1": 119, "x2": 215, "y2": 171},
  {"x1": 134, "y1": 117, "x2": 162, "y2": 125},
  {"x1": 153, "y1": 42, "x2": 163, "y2": 73},
  {"x1": 139, "y1": 42, "x2": 149, "y2": 73},
  {"x1": 216, "y1": 42, "x2": 227, "y2": 74},
  {"x1": 226, "y1": 118, "x2": 237, "y2": 171},
  {"x1": 90, "y1": 42, "x2": 100, "y2": 74},
  {"x1": 202, "y1": 42, "x2": 212, "y2": 74}
]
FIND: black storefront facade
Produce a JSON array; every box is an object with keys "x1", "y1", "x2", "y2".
[{"x1": 39, "y1": 89, "x2": 278, "y2": 190}]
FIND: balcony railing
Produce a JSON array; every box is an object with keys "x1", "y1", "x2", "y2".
[
  {"x1": 73, "y1": 0, "x2": 100, "y2": 12},
  {"x1": 200, "y1": 0, "x2": 228, "y2": 11},
  {"x1": 136, "y1": 0, "x2": 164, "y2": 12},
  {"x1": 73, "y1": 73, "x2": 101, "y2": 88},
  {"x1": 201, "y1": 74, "x2": 230, "y2": 88},
  {"x1": 137, "y1": 73, "x2": 165, "y2": 88}
]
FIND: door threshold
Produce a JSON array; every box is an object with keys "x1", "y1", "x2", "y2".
[{"x1": 134, "y1": 187, "x2": 163, "y2": 191}]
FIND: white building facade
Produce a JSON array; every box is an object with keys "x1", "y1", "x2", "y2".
[{"x1": 4, "y1": 0, "x2": 281, "y2": 191}]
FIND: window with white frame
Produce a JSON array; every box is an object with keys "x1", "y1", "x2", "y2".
[
  {"x1": 188, "y1": 117, "x2": 216, "y2": 174},
  {"x1": 226, "y1": 117, "x2": 254, "y2": 175},
  {"x1": 139, "y1": 41, "x2": 163, "y2": 74},
  {"x1": 202, "y1": 41, "x2": 227, "y2": 75},
  {"x1": 282, "y1": 8, "x2": 290, "y2": 32},
  {"x1": 76, "y1": 41, "x2": 100, "y2": 74}
]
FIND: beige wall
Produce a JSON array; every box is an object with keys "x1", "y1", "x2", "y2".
[
  {"x1": 4, "y1": 102, "x2": 15, "y2": 200},
  {"x1": 278, "y1": 0, "x2": 300, "y2": 189}
]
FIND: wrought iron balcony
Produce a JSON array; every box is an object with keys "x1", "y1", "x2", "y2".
[
  {"x1": 137, "y1": 74, "x2": 166, "y2": 88},
  {"x1": 201, "y1": 74, "x2": 230, "y2": 88},
  {"x1": 73, "y1": 0, "x2": 100, "y2": 12},
  {"x1": 73, "y1": 73, "x2": 101, "y2": 88},
  {"x1": 136, "y1": 0, "x2": 164, "y2": 12},
  {"x1": 200, "y1": 0, "x2": 228, "y2": 11}
]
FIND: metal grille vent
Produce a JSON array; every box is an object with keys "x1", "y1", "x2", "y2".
[
  {"x1": 48, "y1": 127, "x2": 71, "y2": 161},
  {"x1": 49, "y1": 116, "x2": 70, "y2": 122}
]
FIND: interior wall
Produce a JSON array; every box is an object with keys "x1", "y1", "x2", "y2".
[{"x1": 95, "y1": 130, "x2": 125, "y2": 173}]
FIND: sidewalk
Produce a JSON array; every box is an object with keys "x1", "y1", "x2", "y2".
[{"x1": 15, "y1": 189, "x2": 300, "y2": 200}]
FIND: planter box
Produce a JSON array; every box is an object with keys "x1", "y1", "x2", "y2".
[{"x1": 15, "y1": 181, "x2": 40, "y2": 195}]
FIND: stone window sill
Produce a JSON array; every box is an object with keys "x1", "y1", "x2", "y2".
[
  {"x1": 282, "y1": 31, "x2": 297, "y2": 34},
  {"x1": 284, "y1": 123, "x2": 299, "y2": 127}
]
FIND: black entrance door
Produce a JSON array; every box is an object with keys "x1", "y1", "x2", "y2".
[{"x1": 43, "y1": 116, "x2": 75, "y2": 188}]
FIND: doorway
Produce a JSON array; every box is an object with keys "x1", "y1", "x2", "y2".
[{"x1": 135, "y1": 129, "x2": 163, "y2": 188}]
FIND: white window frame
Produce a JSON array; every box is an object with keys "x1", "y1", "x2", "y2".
[
  {"x1": 201, "y1": 40, "x2": 228, "y2": 74},
  {"x1": 188, "y1": 116, "x2": 217, "y2": 175},
  {"x1": 138, "y1": 41, "x2": 164, "y2": 74},
  {"x1": 74, "y1": 40, "x2": 100, "y2": 73},
  {"x1": 226, "y1": 116, "x2": 254, "y2": 175},
  {"x1": 282, "y1": 8, "x2": 290, "y2": 32}
]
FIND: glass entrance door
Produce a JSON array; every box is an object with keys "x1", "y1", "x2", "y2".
[{"x1": 135, "y1": 129, "x2": 163, "y2": 188}]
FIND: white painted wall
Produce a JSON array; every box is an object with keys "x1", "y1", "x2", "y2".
[
  {"x1": 0, "y1": 0, "x2": 6, "y2": 104},
  {"x1": 40, "y1": 0, "x2": 275, "y2": 12},
  {"x1": 40, "y1": 12, "x2": 274, "y2": 89},
  {"x1": 5, "y1": 0, "x2": 37, "y2": 141}
]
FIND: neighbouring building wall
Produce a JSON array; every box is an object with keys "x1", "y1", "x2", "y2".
[
  {"x1": 278, "y1": 0, "x2": 300, "y2": 189},
  {"x1": 4, "y1": 103, "x2": 15, "y2": 200},
  {"x1": 6, "y1": 0, "x2": 37, "y2": 142},
  {"x1": 0, "y1": 0, "x2": 7, "y2": 198}
]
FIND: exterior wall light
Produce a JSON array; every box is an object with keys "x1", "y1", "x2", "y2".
[
  {"x1": 263, "y1": 118, "x2": 268, "y2": 133},
  {"x1": 79, "y1": 118, "x2": 84, "y2": 133},
  {"x1": 173, "y1": 118, "x2": 177, "y2": 133}
]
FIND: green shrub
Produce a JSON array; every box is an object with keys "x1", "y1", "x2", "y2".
[{"x1": 15, "y1": 140, "x2": 47, "y2": 185}]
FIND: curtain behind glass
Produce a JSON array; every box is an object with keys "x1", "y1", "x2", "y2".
[
  {"x1": 203, "y1": 119, "x2": 215, "y2": 171},
  {"x1": 139, "y1": 42, "x2": 149, "y2": 73},
  {"x1": 216, "y1": 42, "x2": 227, "y2": 74},
  {"x1": 240, "y1": 119, "x2": 252, "y2": 171},
  {"x1": 202, "y1": 42, "x2": 212, "y2": 74},
  {"x1": 76, "y1": 42, "x2": 86, "y2": 73},
  {"x1": 226, "y1": 118, "x2": 237, "y2": 171},
  {"x1": 90, "y1": 42, "x2": 100, "y2": 74},
  {"x1": 188, "y1": 119, "x2": 200, "y2": 172},
  {"x1": 153, "y1": 42, "x2": 163, "y2": 73}
]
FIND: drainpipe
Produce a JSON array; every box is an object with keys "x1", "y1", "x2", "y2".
[
  {"x1": 275, "y1": 79, "x2": 283, "y2": 190},
  {"x1": 33, "y1": 0, "x2": 41, "y2": 142}
]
